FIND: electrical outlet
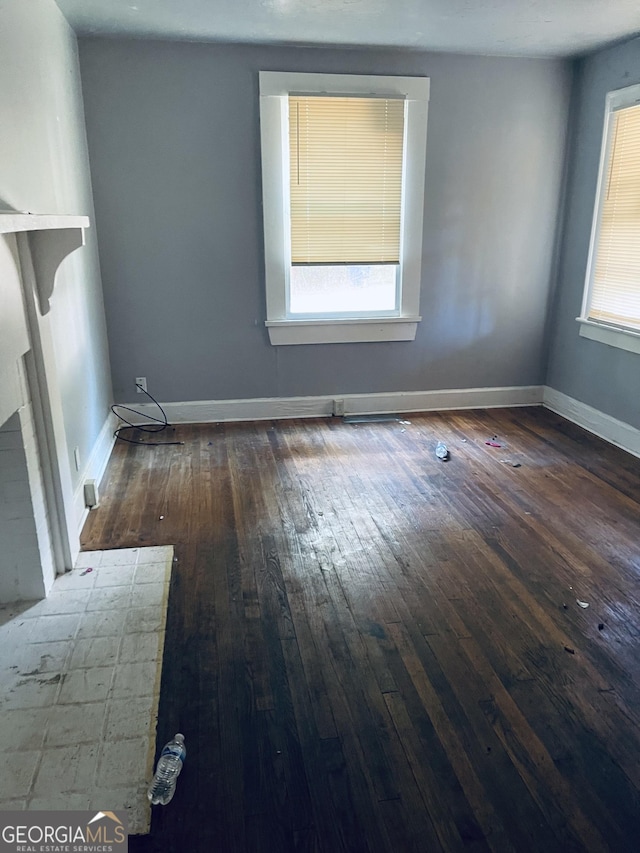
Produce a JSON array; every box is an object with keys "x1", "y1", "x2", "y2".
[{"x1": 136, "y1": 377, "x2": 147, "y2": 393}]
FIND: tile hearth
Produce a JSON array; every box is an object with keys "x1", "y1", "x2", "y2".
[{"x1": 0, "y1": 546, "x2": 172, "y2": 834}]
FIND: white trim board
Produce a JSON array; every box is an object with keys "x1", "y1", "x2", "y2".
[
  {"x1": 109, "y1": 385, "x2": 639, "y2": 465},
  {"x1": 543, "y1": 387, "x2": 640, "y2": 460},
  {"x1": 118, "y1": 385, "x2": 544, "y2": 426},
  {"x1": 72, "y1": 410, "x2": 118, "y2": 545}
]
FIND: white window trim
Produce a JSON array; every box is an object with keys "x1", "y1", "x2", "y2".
[
  {"x1": 577, "y1": 318, "x2": 640, "y2": 354},
  {"x1": 577, "y1": 82, "x2": 640, "y2": 355},
  {"x1": 259, "y1": 71, "x2": 429, "y2": 346}
]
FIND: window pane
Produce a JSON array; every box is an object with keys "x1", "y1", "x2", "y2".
[
  {"x1": 289, "y1": 265, "x2": 397, "y2": 315},
  {"x1": 589, "y1": 101, "x2": 640, "y2": 330}
]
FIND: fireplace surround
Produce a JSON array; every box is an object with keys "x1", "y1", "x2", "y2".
[{"x1": 0, "y1": 212, "x2": 89, "y2": 602}]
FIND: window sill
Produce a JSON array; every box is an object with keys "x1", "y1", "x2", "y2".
[
  {"x1": 266, "y1": 316, "x2": 421, "y2": 345},
  {"x1": 577, "y1": 318, "x2": 640, "y2": 355}
]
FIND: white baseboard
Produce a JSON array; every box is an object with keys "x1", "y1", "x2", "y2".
[
  {"x1": 102, "y1": 386, "x2": 639, "y2": 482},
  {"x1": 117, "y1": 385, "x2": 544, "y2": 426},
  {"x1": 543, "y1": 387, "x2": 640, "y2": 459},
  {"x1": 73, "y1": 410, "x2": 118, "y2": 536}
]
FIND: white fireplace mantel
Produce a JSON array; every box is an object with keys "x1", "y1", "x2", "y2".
[
  {"x1": 0, "y1": 212, "x2": 89, "y2": 232},
  {"x1": 0, "y1": 212, "x2": 89, "y2": 315},
  {"x1": 0, "y1": 211, "x2": 91, "y2": 594}
]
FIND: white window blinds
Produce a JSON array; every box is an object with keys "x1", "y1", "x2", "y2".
[
  {"x1": 288, "y1": 95, "x2": 405, "y2": 265},
  {"x1": 589, "y1": 102, "x2": 640, "y2": 330}
]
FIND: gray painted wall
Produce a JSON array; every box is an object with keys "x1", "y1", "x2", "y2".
[
  {"x1": 546, "y1": 36, "x2": 640, "y2": 429},
  {"x1": 0, "y1": 0, "x2": 112, "y2": 486},
  {"x1": 79, "y1": 40, "x2": 571, "y2": 404}
]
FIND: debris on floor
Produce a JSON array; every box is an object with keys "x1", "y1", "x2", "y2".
[
  {"x1": 436, "y1": 442, "x2": 449, "y2": 461},
  {"x1": 576, "y1": 600, "x2": 590, "y2": 609},
  {"x1": 148, "y1": 733, "x2": 186, "y2": 806},
  {"x1": 562, "y1": 603, "x2": 568, "y2": 610},
  {"x1": 598, "y1": 623, "x2": 605, "y2": 631},
  {"x1": 486, "y1": 440, "x2": 501, "y2": 448},
  {"x1": 564, "y1": 646, "x2": 576, "y2": 654},
  {"x1": 80, "y1": 567, "x2": 93, "y2": 576}
]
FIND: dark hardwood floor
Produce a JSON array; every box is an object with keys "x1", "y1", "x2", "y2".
[{"x1": 80, "y1": 406, "x2": 640, "y2": 853}]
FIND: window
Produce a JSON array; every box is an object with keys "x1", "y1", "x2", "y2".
[
  {"x1": 259, "y1": 72, "x2": 430, "y2": 345},
  {"x1": 579, "y1": 83, "x2": 640, "y2": 355}
]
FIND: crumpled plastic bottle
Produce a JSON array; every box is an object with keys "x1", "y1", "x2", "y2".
[{"x1": 435, "y1": 442, "x2": 449, "y2": 461}]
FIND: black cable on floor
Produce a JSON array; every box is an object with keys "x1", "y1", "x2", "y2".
[{"x1": 111, "y1": 384, "x2": 184, "y2": 446}]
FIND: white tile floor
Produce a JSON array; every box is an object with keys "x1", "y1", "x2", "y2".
[{"x1": 0, "y1": 546, "x2": 173, "y2": 833}]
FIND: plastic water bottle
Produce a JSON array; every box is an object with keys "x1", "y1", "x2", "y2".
[
  {"x1": 147, "y1": 733, "x2": 186, "y2": 805},
  {"x1": 435, "y1": 441, "x2": 449, "y2": 461}
]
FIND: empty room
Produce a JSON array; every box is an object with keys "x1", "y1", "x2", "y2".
[{"x1": 1, "y1": 0, "x2": 640, "y2": 851}]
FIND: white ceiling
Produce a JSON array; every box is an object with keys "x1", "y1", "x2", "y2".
[{"x1": 54, "y1": 0, "x2": 640, "y2": 58}]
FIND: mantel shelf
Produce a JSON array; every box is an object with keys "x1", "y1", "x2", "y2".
[
  {"x1": 0, "y1": 213, "x2": 90, "y2": 315},
  {"x1": 0, "y1": 212, "x2": 89, "y2": 234}
]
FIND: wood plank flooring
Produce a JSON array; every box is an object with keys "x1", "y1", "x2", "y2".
[{"x1": 80, "y1": 407, "x2": 640, "y2": 853}]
